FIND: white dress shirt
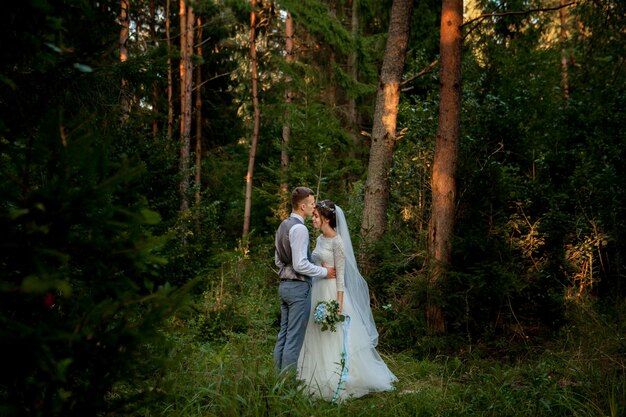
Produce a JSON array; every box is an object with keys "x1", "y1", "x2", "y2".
[{"x1": 275, "y1": 213, "x2": 328, "y2": 279}]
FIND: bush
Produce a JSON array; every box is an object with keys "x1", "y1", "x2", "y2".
[{"x1": 0, "y1": 116, "x2": 187, "y2": 416}]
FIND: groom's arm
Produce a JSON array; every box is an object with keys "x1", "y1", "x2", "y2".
[{"x1": 289, "y1": 224, "x2": 328, "y2": 279}]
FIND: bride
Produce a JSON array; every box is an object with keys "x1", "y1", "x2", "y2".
[{"x1": 297, "y1": 200, "x2": 397, "y2": 401}]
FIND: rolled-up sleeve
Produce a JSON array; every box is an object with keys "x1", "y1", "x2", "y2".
[{"x1": 289, "y1": 224, "x2": 327, "y2": 279}]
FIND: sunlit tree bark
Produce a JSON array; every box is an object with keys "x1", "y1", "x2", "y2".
[
  {"x1": 166, "y1": 0, "x2": 173, "y2": 139},
  {"x1": 195, "y1": 16, "x2": 203, "y2": 233},
  {"x1": 179, "y1": 0, "x2": 194, "y2": 216},
  {"x1": 279, "y1": 11, "x2": 294, "y2": 218},
  {"x1": 427, "y1": 0, "x2": 463, "y2": 335},
  {"x1": 559, "y1": 0, "x2": 570, "y2": 101},
  {"x1": 360, "y1": 0, "x2": 414, "y2": 245},
  {"x1": 243, "y1": 0, "x2": 261, "y2": 237},
  {"x1": 119, "y1": 0, "x2": 130, "y2": 122}
]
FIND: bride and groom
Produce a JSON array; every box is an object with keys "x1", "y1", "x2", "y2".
[{"x1": 274, "y1": 186, "x2": 397, "y2": 401}]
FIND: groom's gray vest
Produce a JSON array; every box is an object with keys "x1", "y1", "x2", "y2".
[{"x1": 276, "y1": 216, "x2": 311, "y2": 283}]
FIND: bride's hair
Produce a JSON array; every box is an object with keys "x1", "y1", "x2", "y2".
[{"x1": 316, "y1": 200, "x2": 336, "y2": 228}]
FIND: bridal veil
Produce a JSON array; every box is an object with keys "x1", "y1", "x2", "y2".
[{"x1": 334, "y1": 205, "x2": 379, "y2": 347}]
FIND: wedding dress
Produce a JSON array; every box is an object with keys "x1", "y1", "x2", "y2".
[{"x1": 297, "y1": 206, "x2": 397, "y2": 401}]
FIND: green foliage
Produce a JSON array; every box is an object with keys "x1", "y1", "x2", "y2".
[
  {"x1": 257, "y1": 59, "x2": 366, "y2": 226},
  {"x1": 133, "y1": 248, "x2": 625, "y2": 417},
  {"x1": 2, "y1": 0, "x2": 626, "y2": 414},
  {"x1": 409, "y1": 0, "x2": 441, "y2": 58},
  {"x1": 277, "y1": 0, "x2": 354, "y2": 55},
  {"x1": 188, "y1": 302, "x2": 249, "y2": 343},
  {"x1": 0, "y1": 2, "x2": 190, "y2": 415},
  {"x1": 0, "y1": 116, "x2": 189, "y2": 415},
  {"x1": 176, "y1": 242, "x2": 278, "y2": 344},
  {"x1": 399, "y1": 0, "x2": 626, "y2": 344}
]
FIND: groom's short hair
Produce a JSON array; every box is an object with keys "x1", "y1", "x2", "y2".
[{"x1": 291, "y1": 187, "x2": 314, "y2": 209}]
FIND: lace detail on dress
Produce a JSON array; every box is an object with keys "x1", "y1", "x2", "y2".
[{"x1": 312, "y1": 235, "x2": 345, "y2": 291}]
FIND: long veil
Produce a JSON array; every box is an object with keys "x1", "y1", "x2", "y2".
[{"x1": 335, "y1": 206, "x2": 379, "y2": 347}]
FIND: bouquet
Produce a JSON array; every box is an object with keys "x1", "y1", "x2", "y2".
[{"x1": 314, "y1": 300, "x2": 345, "y2": 332}]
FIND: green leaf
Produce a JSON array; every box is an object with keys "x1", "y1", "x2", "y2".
[
  {"x1": 21, "y1": 276, "x2": 72, "y2": 295},
  {"x1": 140, "y1": 208, "x2": 162, "y2": 224},
  {"x1": 73, "y1": 63, "x2": 93, "y2": 73},
  {"x1": 45, "y1": 42, "x2": 62, "y2": 53},
  {"x1": 8, "y1": 208, "x2": 29, "y2": 220}
]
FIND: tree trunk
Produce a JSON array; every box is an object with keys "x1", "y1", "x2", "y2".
[
  {"x1": 360, "y1": 0, "x2": 414, "y2": 245},
  {"x1": 166, "y1": 0, "x2": 173, "y2": 139},
  {"x1": 426, "y1": 0, "x2": 463, "y2": 335},
  {"x1": 347, "y1": 0, "x2": 360, "y2": 156},
  {"x1": 150, "y1": 0, "x2": 158, "y2": 138},
  {"x1": 327, "y1": 0, "x2": 337, "y2": 107},
  {"x1": 242, "y1": 0, "x2": 261, "y2": 238},
  {"x1": 179, "y1": 0, "x2": 194, "y2": 216},
  {"x1": 559, "y1": 0, "x2": 570, "y2": 101},
  {"x1": 195, "y1": 17, "x2": 203, "y2": 233},
  {"x1": 279, "y1": 11, "x2": 294, "y2": 219},
  {"x1": 119, "y1": 0, "x2": 130, "y2": 122}
]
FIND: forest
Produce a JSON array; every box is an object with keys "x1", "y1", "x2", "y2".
[{"x1": 1, "y1": 0, "x2": 625, "y2": 415}]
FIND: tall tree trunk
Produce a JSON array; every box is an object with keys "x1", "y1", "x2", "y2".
[
  {"x1": 150, "y1": 0, "x2": 159, "y2": 138},
  {"x1": 347, "y1": 0, "x2": 360, "y2": 156},
  {"x1": 559, "y1": 0, "x2": 570, "y2": 101},
  {"x1": 195, "y1": 17, "x2": 203, "y2": 233},
  {"x1": 327, "y1": 0, "x2": 338, "y2": 107},
  {"x1": 242, "y1": 0, "x2": 261, "y2": 238},
  {"x1": 179, "y1": 0, "x2": 194, "y2": 216},
  {"x1": 119, "y1": 0, "x2": 130, "y2": 122},
  {"x1": 426, "y1": 0, "x2": 463, "y2": 335},
  {"x1": 360, "y1": 0, "x2": 414, "y2": 245},
  {"x1": 279, "y1": 11, "x2": 294, "y2": 219},
  {"x1": 166, "y1": 0, "x2": 173, "y2": 139}
]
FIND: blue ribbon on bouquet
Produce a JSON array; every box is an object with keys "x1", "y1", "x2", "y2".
[{"x1": 332, "y1": 314, "x2": 351, "y2": 403}]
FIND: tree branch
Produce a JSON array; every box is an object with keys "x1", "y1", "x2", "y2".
[
  {"x1": 461, "y1": 1, "x2": 577, "y2": 28},
  {"x1": 399, "y1": 3, "x2": 577, "y2": 91},
  {"x1": 400, "y1": 59, "x2": 439, "y2": 90},
  {"x1": 192, "y1": 72, "x2": 231, "y2": 91}
]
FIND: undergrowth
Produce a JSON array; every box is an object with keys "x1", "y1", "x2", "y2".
[{"x1": 135, "y1": 251, "x2": 625, "y2": 417}]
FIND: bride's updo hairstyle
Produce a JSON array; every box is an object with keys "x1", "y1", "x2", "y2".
[{"x1": 316, "y1": 200, "x2": 337, "y2": 228}]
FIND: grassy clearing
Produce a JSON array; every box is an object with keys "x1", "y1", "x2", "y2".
[
  {"x1": 142, "y1": 256, "x2": 625, "y2": 417},
  {"x1": 152, "y1": 333, "x2": 623, "y2": 417}
]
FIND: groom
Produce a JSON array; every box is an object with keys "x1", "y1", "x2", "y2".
[{"x1": 274, "y1": 186, "x2": 336, "y2": 372}]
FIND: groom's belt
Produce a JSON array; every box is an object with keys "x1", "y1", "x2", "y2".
[{"x1": 280, "y1": 277, "x2": 312, "y2": 286}]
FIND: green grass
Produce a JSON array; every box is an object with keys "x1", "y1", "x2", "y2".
[
  {"x1": 136, "y1": 256, "x2": 625, "y2": 417},
  {"x1": 150, "y1": 335, "x2": 623, "y2": 417}
]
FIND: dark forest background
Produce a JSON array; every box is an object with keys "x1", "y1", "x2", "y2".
[{"x1": 1, "y1": 0, "x2": 625, "y2": 416}]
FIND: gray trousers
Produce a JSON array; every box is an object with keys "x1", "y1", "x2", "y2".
[{"x1": 273, "y1": 280, "x2": 311, "y2": 372}]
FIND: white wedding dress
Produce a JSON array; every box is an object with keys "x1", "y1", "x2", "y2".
[{"x1": 297, "y1": 208, "x2": 397, "y2": 401}]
